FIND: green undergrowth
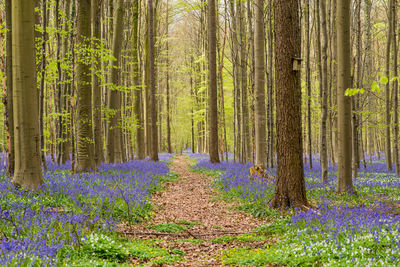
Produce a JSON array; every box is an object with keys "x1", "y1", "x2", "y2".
[{"x1": 60, "y1": 232, "x2": 184, "y2": 266}]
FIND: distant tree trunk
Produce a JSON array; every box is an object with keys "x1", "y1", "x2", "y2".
[
  {"x1": 208, "y1": 0, "x2": 220, "y2": 164},
  {"x1": 5, "y1": 0, "x2": 14, "y2": 176},
  {"x1": 132, "y1": 0, "x2": 144, "y2": 160},
  {"x1": 392, "y1": 0, "x2": 399, "y2": 175},
  {"x1": 271, "y1": 0, "x2": 307, "y2": 208},
  {"x1": 106, "y1": 0, "x2": 124, "y2": 163},
  {"x1": 254, "y1": 0, "x2": 266, "y2": 166},
  {"x1": 320, "y1": 0, "x2": 328, "y2": 183},
  {"x1": 305, "y1": 0, "x2": 312, "y2": 169},
  {"x1": 267, "y1": 1, "x2": 274, "y2": 168},
  {"x1": 39, "y1": 0, "x2": 47, "y2": 171},
  {"x1": 386, "y1": 0, "x2": 393, "y2": 171},
  {"x1": 92, "y1": 0, "x2": 104, "y2": 166},
  {"x1": 149, "y1": 0, "x2": 159, "y2": 161},
  {"x1": 76, "y1": 0, "x2": 96, "y2": 172},
  {"x1": 239, "y1": 0, "x2": 250, "y2": 163},
  {"x1": 166, "y1": 0, "x2": 172, "y2": 154},
  {"x1": 11, "y1": 0, "x2": 43, "y2": 189},
  {"x1": 336, "y1": 0, "x2": 354, "y2": 193}
]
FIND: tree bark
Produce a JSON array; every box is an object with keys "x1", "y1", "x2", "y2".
[
  {"x1": 271, "y1": 0, "x2": 307, "y2": 208},
  {"x1": 208, "y1": 0, "x2": 220, "y2": 164},
  {"x1": 336, "y1": 0, "x2": 354, "y2": 193},
  {"x1": 11, "y1": 0, "x2": 43, "y2": 189},
  {"x1": 133, "y1": 0, "x2": 145, "y2": 159},
  {"x1": 5, "y1": 0, "x2": 14, "y2": 177},
  {"x1": 106, "y1": 0, "x2": 124, "y2": 163},
  {"x1": 76, "y1": 0, "x2": 96, "y2": 172},
  {"x1": 320, "y1": 0, "x2": 328, "y2": 182},
  {"x1": 92, "y1": 0, "x2": 104, "y2": 166},
  {"x1": 149, "y1": 0, "x2": 159, "y2": 161},
  {"x1": 385, "y1": 0, "x2": 393, "y2": 171},
  {"x1": 254, "y1": 0, "x2": 266, "y2": 166}
]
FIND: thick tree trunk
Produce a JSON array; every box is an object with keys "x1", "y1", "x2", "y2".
[
  {"x1": 208, "y1": 0, "x2": 220, "y2": 164},
  {"x1": 336, "y1": 0, "x2": 354, "y2": 193},
  {"x1": 76, "y1": 0, "x2": 96, "y2": 172},
  {"x1": 11, "y1": 0, "x2": 43, "y2": 189},
  {"x1": 254, "y1": 0, "x2": 266, "y2": 166},
  {"x1": 271, "y1": 0, "x2": 307, "y2": 208},
  {"x1": 39, "y1": 0, "x2": 47, "y2": 171}
]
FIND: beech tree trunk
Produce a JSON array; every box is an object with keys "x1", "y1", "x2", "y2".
[
  {"x1": 208, "y1": 0, "x2": 220, "y2": 164},
  {"x1": 106, "y1": 0, "x2": 124, "y2": 163},
  {"x1": 336, "y1": 0, "x2": 354, "y2": 193},
  {"x1": 149, "y1": 0, "x2": 159, "y2": 161},
  {"x1": 320, "y1": 0, "x2": 328, "y2": 182},
  {"x1": 92, "y1": 0, "x2": 104, "y2": 166},
  {"x1": 5, "y1": 0, "x2": 14, "y2": 177},
  {"x1": 132, "y1": 0, "x2": 145, "y2": 159},
  {"x1": 76, "y1": 0, "x2": 96, "y2": 172},
  {"x1": 271, "y1": 0, "x2": 307, "y2": 208},
  {"x1": 385, "y1": 0, "x2": 393, "y2": 171},
  {"x1": 11, "y1": 0, "x2": 43, "y2": 189},
  {"x1": 254, "y1": 0, "x2": 266, "y2": 166}
]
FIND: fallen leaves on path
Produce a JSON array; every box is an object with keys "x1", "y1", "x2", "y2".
[{"x1": 118, "y1": 156, "x2": 270, "y2": 266}]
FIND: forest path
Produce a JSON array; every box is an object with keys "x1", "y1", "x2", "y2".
[{"x1": 119, "y1": 156, "x2": 269, "y2": 266}]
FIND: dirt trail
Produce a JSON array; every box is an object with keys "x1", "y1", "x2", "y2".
[{"x1": 120, "y1": 156, "x2": 268, "y2": 266}]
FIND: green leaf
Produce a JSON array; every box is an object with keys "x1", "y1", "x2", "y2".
[
  {"x1": 371, "y1": 81, "x2": 380, "y2": 93},
  {"x1": 380, "y1": 76, "x2": 389, "y2": 85}
]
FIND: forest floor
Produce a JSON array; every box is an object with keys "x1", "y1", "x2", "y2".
[{"x1": 118, "y1": 156, "x2": 271, "y2": 266}]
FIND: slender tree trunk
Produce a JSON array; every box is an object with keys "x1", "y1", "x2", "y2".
[
  {"x1": 392, "y1": 0, "x2": 399, "y2": 175},
  {"x1": 132, "y1": 0, "x2": 145, "y2": 159},
  {"x1": 272, "y1": 0, "x2": 307, "y2": 208},
  {"x1": 5, "y1": 0, "x2": 14, "y2": 176},
  {"x1": 320, "y1": 0, "x2": 328, "y2": 182},
  {"x1": 76, "y1": 0, "x2": 95, "y2": 172},
  {"x1": 106, "y1": 0, "x2": 124, "y2": 163},
  {"x1": 11, "y1": 0, "x2": 43, "y2": 189},
  {"x1": 239, "y1": 0, "x2": 250, "y2": 163},
  {"x1": 386, "y1": 0, "x2": 393, "y2": 171},
  {"x1": 166, "y1": 0, "x2": 172, "y2": 154},
  {"x1": 39, "y1": 0, "x2": 47, "y2": 171},
  {"x1": 208, "y1": 0, "x2": 220, "y2": 164},
  {"x1": 149, "y1": 0, "x2": 159, "y2": 161},
  {"x1": 305, "y1": 0, "x2": 312, "y2": 169},
  {"x1": 254, "y1": 0, "x2": 266, "y2": 166},
  {"x1": 92, "y1": 0, "x2": 104, "y2": 166},
  {"x1": 336, "y1": 0, "x2": 354, "y2": 193}
]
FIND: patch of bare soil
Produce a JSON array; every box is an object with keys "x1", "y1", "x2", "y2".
[{"x1": 119, "y1": 156, "x2": 269, "y2": 266}]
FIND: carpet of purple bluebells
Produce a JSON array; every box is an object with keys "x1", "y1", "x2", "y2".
[
  {"x1": 0, "y1": 153, "x2": 174, "y2": 265},
  {"x1": 189, "y1": 151, "x2": 400, "y2": 266}
]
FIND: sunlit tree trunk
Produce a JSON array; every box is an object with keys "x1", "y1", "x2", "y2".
[
  {"x1": 385, "y1": 0, "x2": 393, "y2": 171},
  {"x1": 76, "y1": 0, "x2": 96, "y2": 172},
  {"x1": 254, "y1": 0, "x2": 266, "y2": 166},
  {"x1": 11, "y1": 0, "x2": 43, "y2": 189},
  {"x1": 320, "y1": 0, "x2": 328, "y2": 182}
]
